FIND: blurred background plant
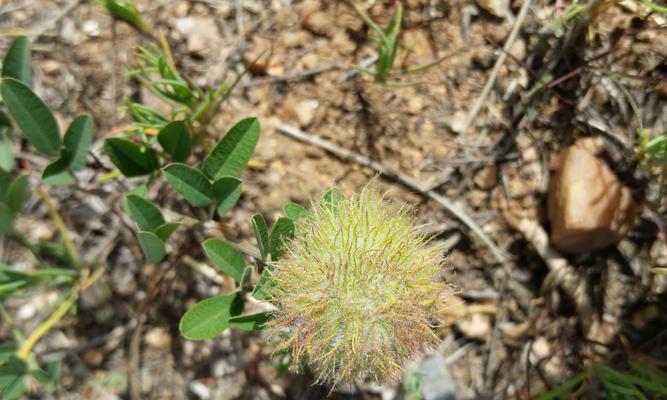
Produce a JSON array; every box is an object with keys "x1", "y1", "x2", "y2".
[
  {"x1": 0, "y1": 35, "x2": 102, "y2": 399},
  {"x1": 537, "y1": 358, "x2": 667, "y2": 399}
]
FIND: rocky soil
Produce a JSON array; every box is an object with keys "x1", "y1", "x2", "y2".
[{"x1": 1, "y1": 0, "x2": 666, "y2": 399}]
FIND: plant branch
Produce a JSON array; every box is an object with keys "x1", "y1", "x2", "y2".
[{"x1": 16, "y1": 289, "x2": 77, "y2": 360}]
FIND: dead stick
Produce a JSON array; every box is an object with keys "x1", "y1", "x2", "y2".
[
  {"x1": 28, "y1": 0, "x2": 81, "y2": 40},
  {"x1": 276, "y1": 123, "x2": 507, "y2": 264},
  {"x1": 511, "y1": 217, "x2": 596, "y2": 335},
  {"x1": 461, "y1": 0, "x2": 532, "y2": 132}
]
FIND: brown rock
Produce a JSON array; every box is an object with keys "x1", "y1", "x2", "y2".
[
  {"x1": 243, "y1": 37, "x2": 285, "y2": 76},
  {"x1": 82, "y1": 349, "x2": 104, "y2": 367},
  {"x1": 301, "y1": 10, "x2": 332, "y2": 36},
  {"x1": 547, "y1": 142, "x2": 637, "y2": 254},
  {"x1": 474, "y1": 165, "x2": 498, "y2": 190},
  {"x1": 399, "y1": 29, "x2": 436, "y2": 67}
]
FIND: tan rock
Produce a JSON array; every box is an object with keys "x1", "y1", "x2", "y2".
[
  {"x1": 174, "y1": 17, "x2": 221, "y2": 55},
  {"x1": 456, "y1": 313, "x2": 492, "y2": 339},
  {"x1": 531, "y1": 337, "x2": 551, "y2": 359},
  {"x1": 407, "y1": 96, "x2": 424, "y2": 115},
  {"x1": 145, "y1": 327, "x2": 173, "y2": 349},
  {"x1": 547, "y1": 142, "x2": 638, "y2": 254},
  {"x1": 510, "y1": 39, "x2": 527, "y2": 61},
  {"x1": 280, "y1": 31, "x2": 312, "y2": 48},
  {"x1": 301, "y1": 10, "x2": 332, "y2": 36},
  {"x1": 467, "y1": 189, "x2": 487, "y2": 208},
  {"x1": 476, "y1": 0, "x2": 509, "y2": 18},
  {"x1": 297, "y1": 52, "x2": 320, "y2": 70},
  {"x1": 40, "y1": 60, "x2": 62, "y2": 74},
  {"x1": 295, "y1": 99, "x2": 319, "y2": 128},
  {"x1": 331, "y1": 31, "x2": 356, "y2": 55},
  {"x1": 400, "y1": 29, "x2": 436, "y2": 67}
]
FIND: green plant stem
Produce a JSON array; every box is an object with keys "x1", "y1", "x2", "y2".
[
  {"x1": 16, "y1": 289, "x2": 77, "y2": 360},
  {"x1": 11, "y1": 229, "x2": 45, "y2": 263},
  {"x1": 14, "y1": 267, "x2": 102, "y2": 361},
  {"x1": 194, "y1": 60, "x2": 252, "y2": 142},
  {"x1": 0, "y1": 303, "x2": 25, "y2": 345},
  {"x1": 640, "y1": 0, "x2": 667, "y2": 14},
  {"x1": 35, "y1": 186, "x2": 80, "y2": 267}
]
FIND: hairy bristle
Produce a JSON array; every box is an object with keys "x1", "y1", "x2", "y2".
[{"x1": 268, "y1": 185, "x2": 452, "y2": 384}]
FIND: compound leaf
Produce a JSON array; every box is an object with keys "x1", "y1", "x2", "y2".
[
  {"x1": 137, "y1": 231, "x2": 166, "y2": 263},
  {"x1": 179, "y1": 293, "x2": 243, "y2": 340},
  {"x1": 202, "y1": 239, "x2": 245, "y2": 282},
  {"x1": 125, "y1": 194, "x2": 165, "y2": 232},
  {"x1": 104, "y1": 138, "x2": 159, "y2": 177},
  {"x1": 1, "y1": 78, "x2": 60, "y2": 156},
  {"x1": 2, "y1": 36, "x2": 31, "y2": 86},
  {"x1": 6, "y1": 175, "x2": 28, "y2": 214},
  {"x1": 202, "y1": 117, "x2": 259, "y2": 180},
  {"x1": 251, "y1": 213, "x2": 269, "y2": 261},
  {"x1": 270, "y1": 217, "x2": 294, "y2": 261},
  {"x1": 158, "y1": 120, "x2": 191, "y2": 162},
  {"x1": 212, "y1": 177, "x2": 242, "y2": 217},
  {"x1": 163, "y1": 163, "x2": 213, "y2": 207}
]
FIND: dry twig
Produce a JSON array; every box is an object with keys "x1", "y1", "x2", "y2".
[
  {"x1": 276, "y1": 123, "x2": 507, "y2": 264},
  {"x1": 461, "y1": 0, "x2": 532, "y2": 132},
  {"x1": 29, "y1": 0, "x2": 81, "y2": 40},
  {"x1": 510, "y1": 217, "x2": 598, "y2": 335}
]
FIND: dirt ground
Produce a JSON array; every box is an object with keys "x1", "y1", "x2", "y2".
[{"x1": 1, "y1": 0, "x2": 667, "y2": 399}]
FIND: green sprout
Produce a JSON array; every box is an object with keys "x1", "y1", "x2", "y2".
[
  {"x1": 268, "y1": 185, "x2": 452, "y2": 384},
  {"x1": 123, "y1": 37, "x2": 249, "y2": 143},
  {"x1": 536, "y1": 360, "x2": 667, "y2": 399},
  {"x1": 354, "y1": 2, "x2": 445, "y2": 84}
]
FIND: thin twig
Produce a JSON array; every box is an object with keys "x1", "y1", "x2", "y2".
[
  {"x1": 509, "y1": 217, "x2": 598, "y2": 336},
  {"x1": 275, "y1": 123, "x2": 507, "y2": 263},
  {"x1": 111, "y1": 20, "x2": 118, "y2": 127},
  {"x1": 28, "y1": 0, "x2": 81, "y2": 40},
  {"x1": 182, "y1": 255, "x2": 226, "y2": 285},
  {"x1": 241, "y1": 63, "x2": 342, "y2": 87},
  {"x1": 338, "y1": 55, "x2": 378, "y2": 83},
  {"x1": 461, "y1": 0, "x2": 532, "y2": 132},
  {"x1": 0, "y1": 0, "x2": 37, "y2": 16},
  {"x1": 41, "y1": 320, "x2": 136, "y2": 362}
]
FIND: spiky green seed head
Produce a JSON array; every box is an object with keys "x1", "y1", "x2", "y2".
[{"x1": 268, "y1": 185, "x2": 451, "y2": 384}]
